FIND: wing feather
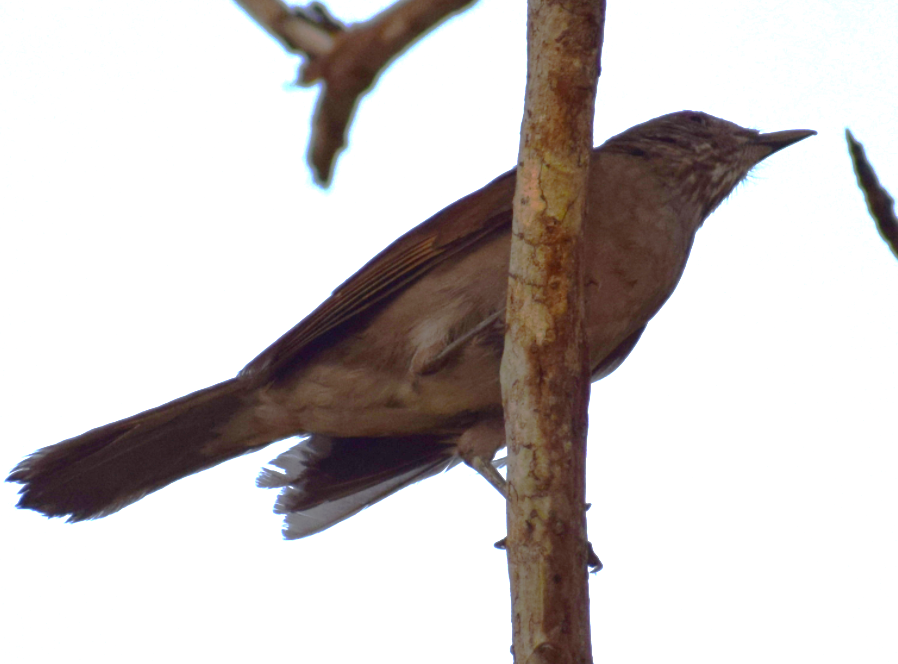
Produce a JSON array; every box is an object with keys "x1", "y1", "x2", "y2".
[{"x1": 240, "y1": 169, "x2": 517, "y2": 378}]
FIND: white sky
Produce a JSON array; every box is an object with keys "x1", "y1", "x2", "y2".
[{"x1": 1, "y1": 1, "x2": 896, "y2": 662}]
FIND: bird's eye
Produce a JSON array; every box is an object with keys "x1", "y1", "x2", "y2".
[{"x1": 687, "y1": 112, "x2": 705, "y2": 124}]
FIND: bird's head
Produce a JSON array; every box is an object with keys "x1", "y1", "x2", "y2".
[{"x1": 602, "y1": 110, "x2": 816, "y2": 222}]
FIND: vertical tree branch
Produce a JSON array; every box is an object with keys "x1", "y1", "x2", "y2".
[{"x1": 502, "y1": 0, "x2": 605, "y2": 662}]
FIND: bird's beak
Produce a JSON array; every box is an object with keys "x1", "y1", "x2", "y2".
[{"x1": 756, "y1": 129, "x2": 817, "y2": 155}]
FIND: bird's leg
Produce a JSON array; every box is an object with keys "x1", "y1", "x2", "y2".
[
  {"x1": 469, "y1": 455, "x2": 507, "y2": 496},
  {"x1": 458, "y1": 418, "x2": 602, "y2": 572},
  {"x1": 456, "y1": 418, "x2": 507, "y2": 495}
]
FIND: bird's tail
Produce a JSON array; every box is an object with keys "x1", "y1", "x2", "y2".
[
  {"x1": 257, "y1": 434, "x2": 460, "y2": 539},
  {"x1": 8, "y1": 378, "x2": 276, "y2": 521}
]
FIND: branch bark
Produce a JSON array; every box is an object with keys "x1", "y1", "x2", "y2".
[
  {"x1": 234, "y1": 0, "x2": 478, "y2": 185},
  {"x1": 502, "y1": 1, "x2": 605, "y2": 662},
  {"x1": 846, "y1": 129, "x2": 898, "y2": 260}
]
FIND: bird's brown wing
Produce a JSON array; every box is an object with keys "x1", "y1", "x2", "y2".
[{"x1": 240, "y1": 168, "x2": 517, "y2": 379}]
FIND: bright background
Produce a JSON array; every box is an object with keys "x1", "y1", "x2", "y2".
[{"x1": 2, "y1": 1, "x2": 896, "y2": 662}]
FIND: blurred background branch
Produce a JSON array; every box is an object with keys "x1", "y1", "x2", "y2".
[
  {"x1": 234, "y1": 0, "x2": 478, "y2": 185},
  {"x1": 846, "y1": 129, "x2": 897, "y2": 260}
]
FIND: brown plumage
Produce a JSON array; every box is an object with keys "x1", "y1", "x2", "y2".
[{"x1": 7, "y1": 111, "x2": 815, "y2": 538}]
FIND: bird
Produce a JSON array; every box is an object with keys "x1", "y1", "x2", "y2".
[{"x1": 8, "y1": 111, "x2": 815, "y2": 539}]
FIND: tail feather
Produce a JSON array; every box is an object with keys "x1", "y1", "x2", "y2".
[
  {"x1": 8, "y1": 378, "x2": 269, "y2": 521},
  {"x1": 258, "y1": 435, "x2": 459, "y2": 539}
]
